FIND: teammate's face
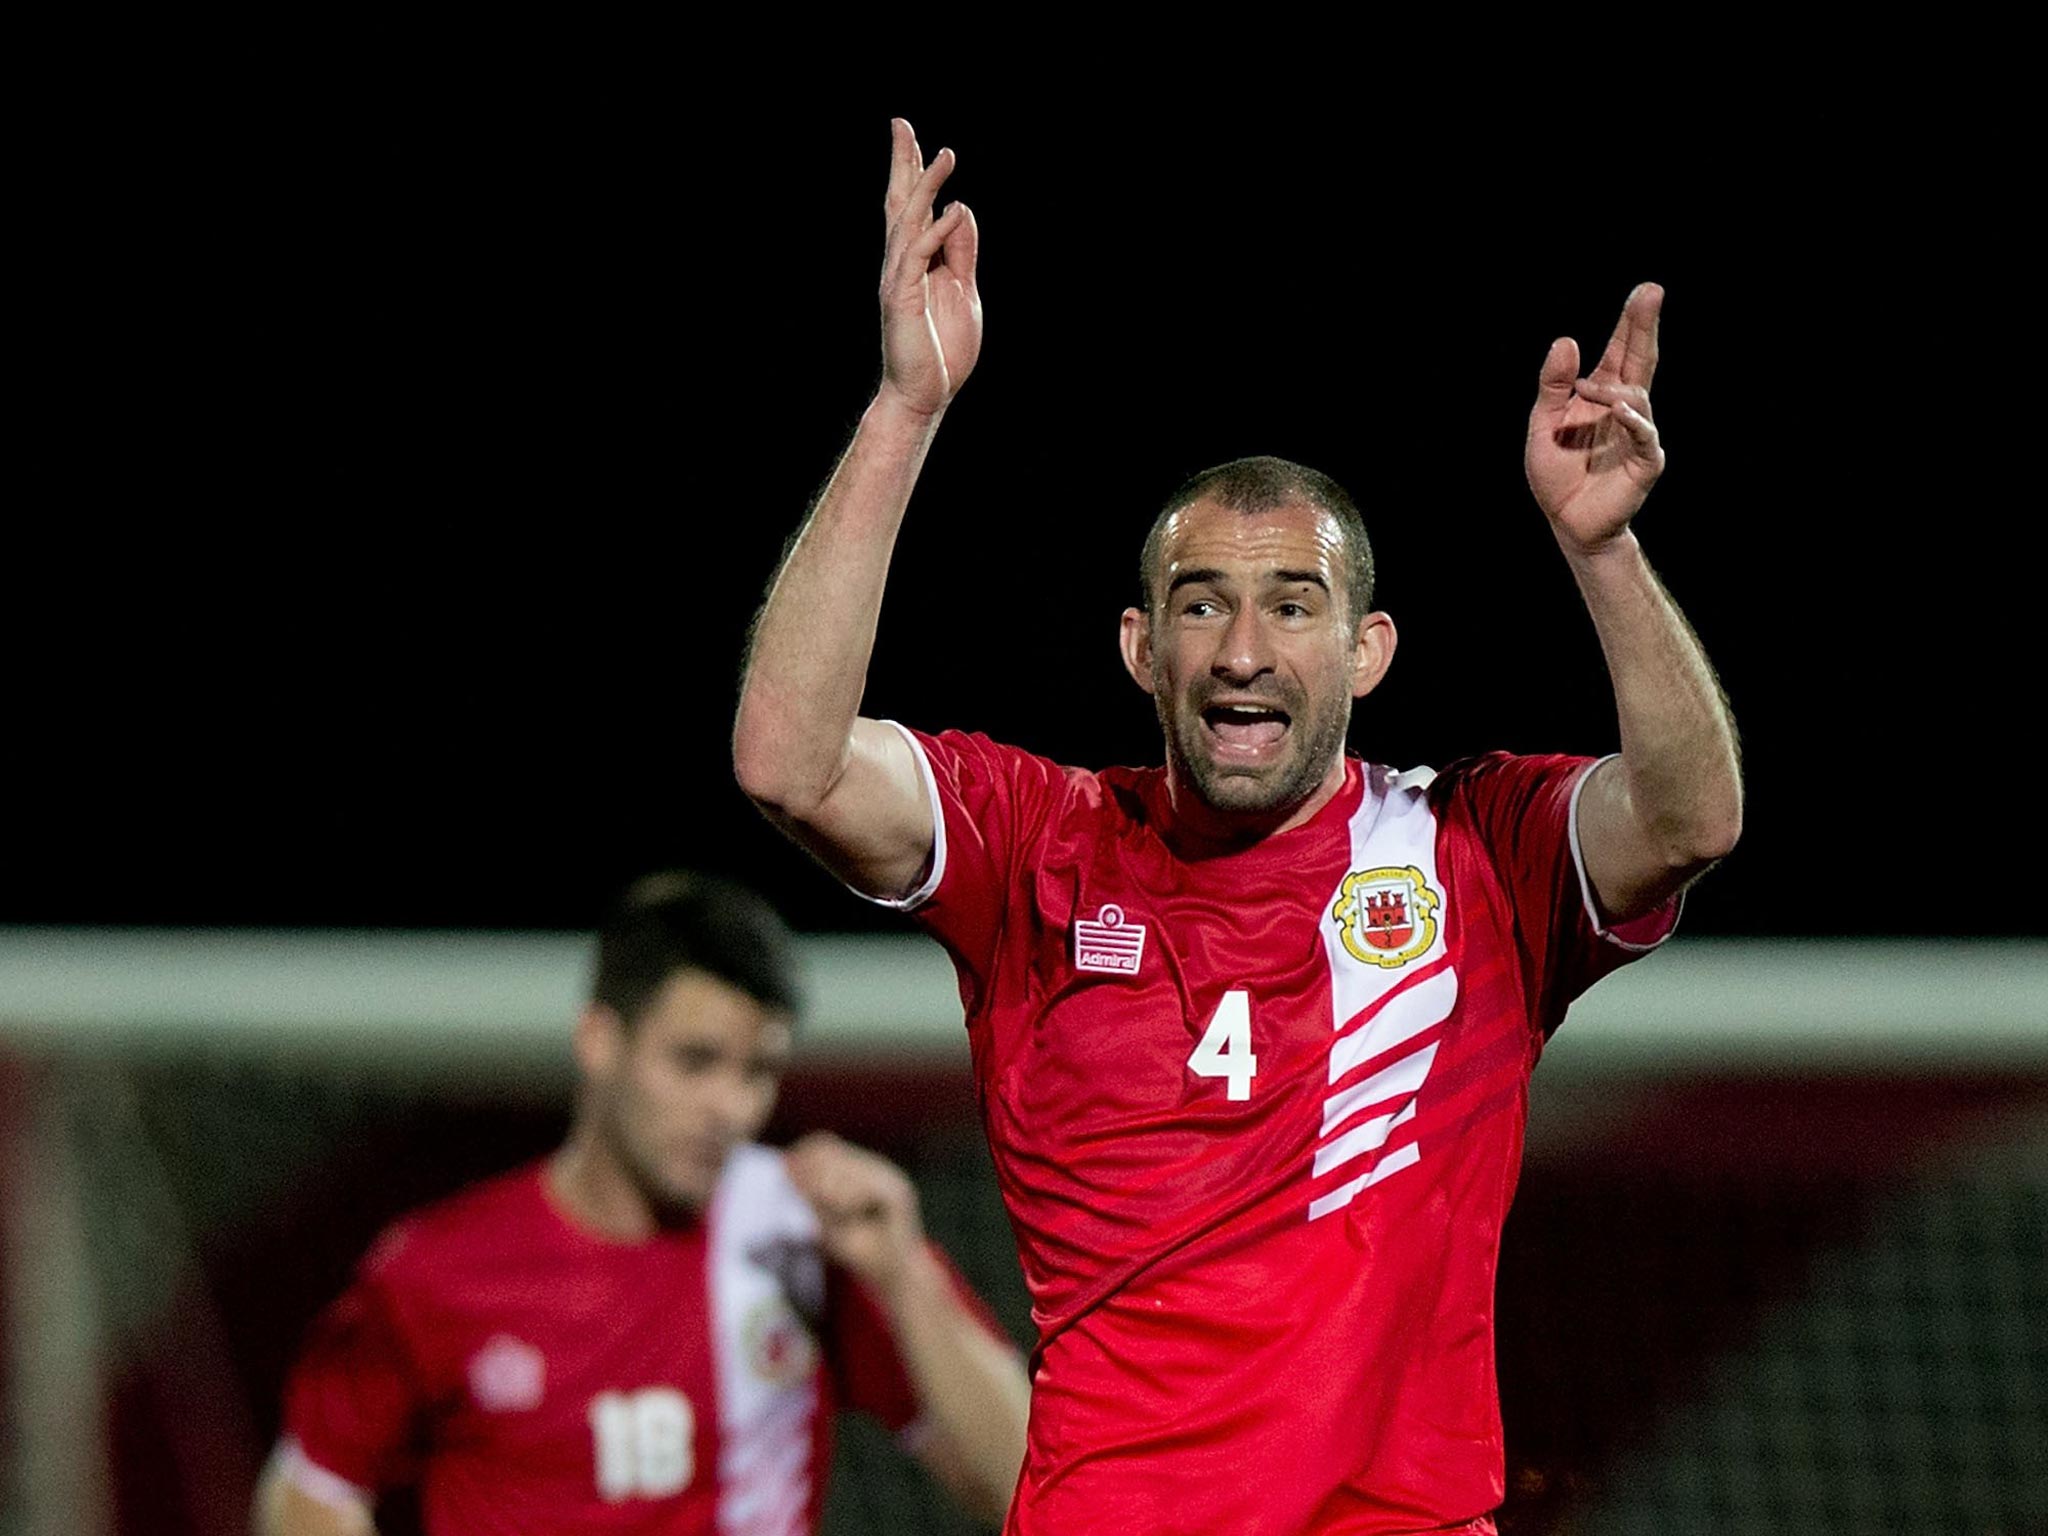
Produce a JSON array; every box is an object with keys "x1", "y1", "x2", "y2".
[
  {"x1": 1121, "y1": 498, "x2": 1391, "y2": 821},
  {"x1": 584, "y1": 970, "x2": 793, "y2": 1221}
]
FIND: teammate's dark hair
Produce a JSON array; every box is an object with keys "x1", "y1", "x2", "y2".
[
  {"x1": 1139, "y1": 456, "x2": 1375, "y2": 625},
  {"x1": 592, "y1": 871, "x2": 801, "y2": 1026}
]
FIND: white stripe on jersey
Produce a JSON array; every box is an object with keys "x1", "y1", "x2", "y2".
[
  {"x1": 1310, "y1": 765, "x2": 1453, "y2": 1221},
  {"x1": 1327, "y1": 964, "x2": 1459, "y2": 1087},
  {"x1": 1317, "y1": 1055, "x2": 1433, "y2": 1169},
  {"x1": 710, "y1": 1146, "x2": 825, "y2": 1536}
]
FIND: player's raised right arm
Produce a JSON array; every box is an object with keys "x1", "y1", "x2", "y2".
[{"x1": 733, "y1": 120, "x2": 982, "y2": 899}]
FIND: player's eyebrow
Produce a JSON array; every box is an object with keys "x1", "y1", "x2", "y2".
[
  {"x1": 1166, "y1": 567, "x2": 1229, "y2": 597},
  {"x1": 1268, "y1": 570, "x2": 1330, "y2": 592}
]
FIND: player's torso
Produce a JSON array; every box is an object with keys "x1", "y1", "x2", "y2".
[
  {"x1": 973, "y1": 761, "x2": 1535, "y2": 1534},
  {"x1": 408, "y1": 1154, "x2": 830, "y2": 1536}
]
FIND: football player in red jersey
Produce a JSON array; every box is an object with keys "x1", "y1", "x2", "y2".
[
  {"x1": 253, "y1": 872, "x2": 1028, "y2": 1536},
  {"x1": 732, "y1": 120, "x2": 1741, "y2": 1536}
]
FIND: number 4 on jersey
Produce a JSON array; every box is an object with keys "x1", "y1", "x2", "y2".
[{"x1": 1188, "y1": 989, "x2": 1257, "y2": 1100}]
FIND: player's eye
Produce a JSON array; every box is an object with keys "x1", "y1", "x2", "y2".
[{"x1": 672, "y1": 1045, "x2": 720, "y2": 1074}]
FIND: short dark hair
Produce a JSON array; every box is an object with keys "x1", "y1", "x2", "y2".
[
  {"x1": 1139, "y1": 456, "x2": 1375, "y2": 624},
  {"x1": 592, "y1": 871, "x2": 801, "y2": 1025}
]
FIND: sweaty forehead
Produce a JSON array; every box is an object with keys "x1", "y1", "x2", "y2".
[{"x1": 1159, "y1": 498, "x2": 1346, "y2": 586}]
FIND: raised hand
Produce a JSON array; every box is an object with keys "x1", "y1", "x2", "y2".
[
  {"x1": 880, "y1": 119, "x2": 982, "y2": 418},
  {"x1": 1525, "y1": 283, "x2": 1667, "y2": 552},
  {"x1": 784, "y1": 1131, "x2": 927, "y2": 1299}
]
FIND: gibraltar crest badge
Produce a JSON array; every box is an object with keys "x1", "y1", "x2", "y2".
[
  {"x1": 1332, "y1": 866, "x2": 1442, "y2": 969},
  {"x1": 743, "y1": 1296, "x2": 819, "y2": 1387}
]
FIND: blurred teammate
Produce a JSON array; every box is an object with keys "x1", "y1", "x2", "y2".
[
  {"x1": 732, "y1": 122, "x2": 1743, "y2": 1535},
  {"x1": 253, "y1": 872, "x2": 1028, "y2": 1535}
]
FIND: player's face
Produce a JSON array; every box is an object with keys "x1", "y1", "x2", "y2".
[
  {"x1": 591, "y1": 969, "x2": 793, "y2": 1221},
  {"x1": 1124, "y1": 498, "x2": 1383, "y2": 820}
]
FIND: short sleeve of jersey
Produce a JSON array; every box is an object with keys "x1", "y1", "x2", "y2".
[
  {"x1": 863, "y1": 725, "x2": 1068, "y2": 1009},
  {"x1": 821, "y1": 1246, "x2": 1013, "y2": 1435},
  {"x1": 280, "y1": 1248, "x2": 427, "y2": 1495},
  {"x1": 1438, "y1": 751, "x2": 1680, "y2": 1037}
]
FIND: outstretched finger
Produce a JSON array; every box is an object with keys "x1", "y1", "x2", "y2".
[
  {"x1": 1530, "y1": 336, "x2": 1579, "y2": 425},
  {"x1": 1590, "y1": 283, "x2": 1663, "y2": 386},
  {"x1": 889, "y1": 146, "x2": 956, "y2": 252},
  {"x1": 1620, "y1": 282, "x2": 1662, "y2": 388},
  {"x1": 884, "y1": 119, "x2": 923, "y2": 223},
  {"x1": 943, "y1": 201, "x2": 979, "y2": 293},
  {"x1": 1589, "y1": 300, "x2": 1632, "y2": 382}
]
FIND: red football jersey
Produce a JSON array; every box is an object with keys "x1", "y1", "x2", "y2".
[
  {"x1": 872, "y1": 729, "x2": 1676, "y2": 1536},
  {"x1": 278, "y1": 1146, "x2": 975, "y2": 1535}
]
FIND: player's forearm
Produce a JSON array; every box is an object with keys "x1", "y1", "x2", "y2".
[
  {"x1": 881, "y1": 1248, "x2": 1029, "y2": 1523},
  {"x1": 733, "y1": 389, "x2": 942, "y2": 816},
  {"x1": 1562, "y1": 530, "x2": 1743, "y2": 870}
]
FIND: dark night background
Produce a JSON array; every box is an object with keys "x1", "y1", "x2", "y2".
[{"x1": 11, "y1": 85, "x2": 2036, "y2": 938}]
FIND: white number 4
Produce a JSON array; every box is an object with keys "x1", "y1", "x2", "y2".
[{"x1": 1188, "y1": 989, "x2": 1257, "y2": 1101}]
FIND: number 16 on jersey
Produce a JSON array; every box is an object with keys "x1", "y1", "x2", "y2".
[{"x1": 1188, "y1": 989, "x2": 1257, "y2": 1101}]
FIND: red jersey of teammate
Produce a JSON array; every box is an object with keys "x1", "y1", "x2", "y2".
[
  {"x1": 872, "y1": 728, "x2": 1676, "y2": 1536},
  {"x1": 279, "y1": 1146, "x2": 982, "y2": 1535}
]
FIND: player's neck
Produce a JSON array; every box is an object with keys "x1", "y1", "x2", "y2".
[
  {"x1": 1162, "y1": 752, "x2": 1350, "y2": 855},
  {"x1": 546, "y1": 1135, "x2": 663, "y2": 1242}
]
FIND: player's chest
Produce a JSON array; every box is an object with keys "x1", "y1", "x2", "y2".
[
  {"x1": 427, "y1": 1245, "x2": 824, "y2": 1513},
  {"x1": 993, "y1": 791, "x2": 1475, "y2": 1094}
]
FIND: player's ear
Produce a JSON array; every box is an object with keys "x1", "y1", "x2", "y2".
[
  {"x1": 573, "y1": 1003, "x2": 627, "y2": 1081},
  {"x1": 1351, "y1": 610, "x2": 1397, "y2": 699},
  {"x1": 1119, "y1": 607, "x2": 1156, "y2": 695}
]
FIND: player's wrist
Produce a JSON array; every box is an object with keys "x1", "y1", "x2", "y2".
[
  {"x1": 1553, "y1": 523, "x2": 1645, "y2": 571},
  {"x1": 871, "y1": 380, "x2": 949, "y2": 436},
  {"x1": 870, "y1": 1237, "x2": 946, "y2": 1314}
]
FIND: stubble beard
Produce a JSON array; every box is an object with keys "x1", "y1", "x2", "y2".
[{"x1": 1156, "y1": 673, "x2": 1352, "y2": 820}]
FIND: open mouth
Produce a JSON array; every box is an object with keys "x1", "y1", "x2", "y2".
[{"x1": 1201, "y1": 702, "x2": 1291, "y2": 754}]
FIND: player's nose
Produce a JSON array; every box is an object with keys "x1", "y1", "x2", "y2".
[
  {"x1": 703, "y1": 1068, "x2": 766, "y2": 1138},
  {"x1": 1211, "y1": 606, "x2": 1274, "y2": 681}
]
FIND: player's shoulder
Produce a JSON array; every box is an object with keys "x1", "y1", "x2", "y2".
[
  {"x1": 906, "y1": 724, "x2": 1132, "y2": 788},
  {"x1": 1422, "y1": 750, "x2": 1596, "y2": 805},
  {"x1": 359, "y1": 1162, "x2": 553, "y2": 1289},
  {"x1": 906, "y1": 724, "x2": 1162, "y2": 825}
]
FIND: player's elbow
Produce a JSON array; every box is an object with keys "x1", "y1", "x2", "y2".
[
  {"x1": 733, "y1": 679, "x2": 860, "y2": 824},
  {"x1": 732, "y1": 733, "x2": 789, "y2": 814},
  {"x1": 731, "y1": 721, "x2": 824, "y2": 823},
  {"x1": 1649, "y1": 807, "x2": 1740, "y2": 876},
  {"x1": 1637, "y1": 765, "x2": 1743, "y2": 872},
  {"x1": 1678, "y1": 779, "x2": 1744, "y2": 866},
  {"x1": 1692, "y1": 805, "x2": 1742, "y2": 864}
]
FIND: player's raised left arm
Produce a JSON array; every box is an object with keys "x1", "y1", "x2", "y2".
[{"x1": 1524, "y1": 284, "x2": 1743, "y2": 921}]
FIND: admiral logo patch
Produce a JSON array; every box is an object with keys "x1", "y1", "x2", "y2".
[
  {"x1": 1332, "y1": 866, "x2": 1441, "y2": 969},
  {"x1": 1074, "y1": 904, "x2": 1147, "y2": 975},
  {"x1": 468, "y1": 1334, "x2": 546, "y2": 1413}
]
